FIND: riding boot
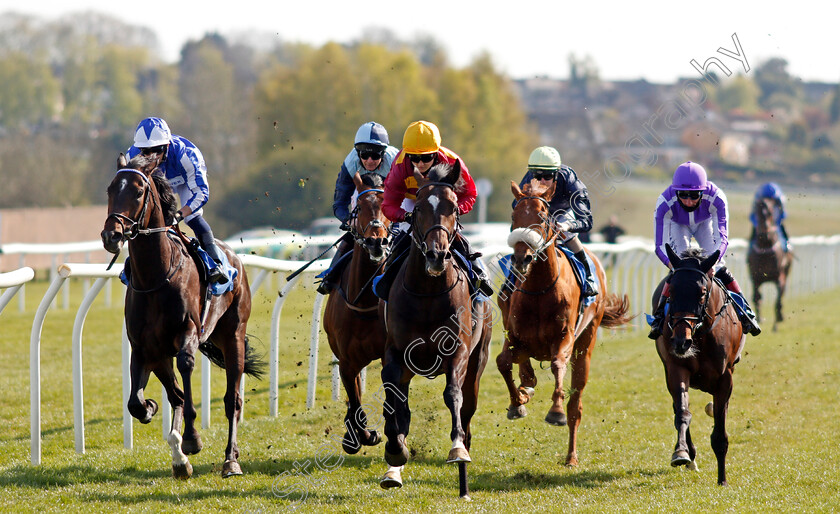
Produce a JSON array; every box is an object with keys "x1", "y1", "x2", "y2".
[
  {"x1": 574, "y1": 250, "x2": 599, "y2": 297},
  {"x1": 201, "y1": 240, "x2": 229, "y2": 285},
  {"x1": 316, "y1": 233, "x2": 353, "y2": 295},
  {"x1": 373, "y1": 230, "x2": 411, "y2": 299},
  {"x1": 499, "y1": 272, "x2": 518, "y2": 300},
  {"x1": 648, "y1": 281, "x2": 671, "y2": 340},
  {"x1": 729, "y1": 291, "x2": 762, "y2": 336},
  {"x1": 453, "y1": 233, "x2": 493, "y2": 297}
]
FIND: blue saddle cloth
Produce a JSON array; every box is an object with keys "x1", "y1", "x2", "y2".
[
  {"x1": 499, "y1": 247, "x2": 598, "y2": 307},
  {"x1": 315, "y1": 249, "x2": 354, "y2": 280}
]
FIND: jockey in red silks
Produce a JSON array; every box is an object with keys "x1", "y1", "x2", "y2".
[{"x1": 648, "y1": 161, "x2": 761, "y2": 339}]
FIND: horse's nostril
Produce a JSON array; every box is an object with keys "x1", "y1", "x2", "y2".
[{"x1": 523, "y1": 255, "x2": 533, "y2": 265}]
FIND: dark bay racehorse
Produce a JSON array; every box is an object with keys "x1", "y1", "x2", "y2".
[
  {"x1": 498, "y1": 180, "x2": 631, "y2": 466},
  {"x1": 378, "y1": 161, "x2": 492, "y2": 499},
  {"x1": 323, "y1": 173, "x2": 390, "y2": 454},
  {"x1": 101, "y1": 153, "x2": 264, "y2": 479},
  {"x1": 652, "y1": 245, "x2": 744, "y2": 485},
  {"x1": 747, "y1": 197, "x2": 792, "y2": 331}
]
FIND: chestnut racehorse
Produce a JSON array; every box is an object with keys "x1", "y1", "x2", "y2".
[
  {"x1": 497, "y1": 180, "x2": 631, "y2": 466},
  {"x1": 378, "y1": 161, "x2": 492, "y2": 499},
  {"x1": 323, "y1": 173, "x2": 390, "y2": 454},
  {"x1": 747, "y1": 197, "x2": 792, "y2": 331},
  {"x1": 101, "y1": 153, "x2": 264, "y2": 479},
  {"x1": 653, "y1": 245, "x2": 744, "y2": 485}
]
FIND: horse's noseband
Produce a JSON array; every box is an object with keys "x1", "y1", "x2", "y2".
[
  {"x1": 411, "y1": 182, "x2": 458, "y2": 256},
  {"x1": 350, "y1": 188, "x2": 390, "y2": 253},
  {"x1": 666, "y1": 267, "x2": 712, "y2": 338}
]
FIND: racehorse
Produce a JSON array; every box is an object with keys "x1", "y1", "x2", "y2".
[
  {"x1": 652, "y1": 244, "x2": 744, "y2": 485},
  {"x1": 747, "y1": 196, "x2": 792, "y2": 331},
  {"x1": 323, "y1": 173, "x2": 390, "y2": 454},
  {"x1": 101, "y1": 153, "x2": 264, "y2": 479},
  {"x1": 498, "y1": 180, "x2": 631, "y2": 466},
  {"x1": 378, "y1": 161, "x2": 492, "y2": 499}
]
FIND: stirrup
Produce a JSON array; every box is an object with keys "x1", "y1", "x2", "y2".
[
  {"x1": 208, "y1": 265, "x2": 228, "y2": 285},
  {"x1": 316, "y1": 279, "x2": 333, "y2": 295}
]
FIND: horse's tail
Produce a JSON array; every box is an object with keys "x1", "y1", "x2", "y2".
[
  {"x1": 198, "y1": 336, "x2": 267, "y2": 380},
  {"x1": 599, "y1": 293, "x2": 634, "y2": 328}
]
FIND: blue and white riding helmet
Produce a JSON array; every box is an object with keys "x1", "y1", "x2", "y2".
[
  {"x1": 134, "y1": 117, "x2": 172, "y2": 148},
  {"x1": 354, "y1": 121, "x2": 389, "y2": 150}
]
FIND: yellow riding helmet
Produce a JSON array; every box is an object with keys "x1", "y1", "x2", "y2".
[
  {"x1": 527, "y1": 146, "x2": 562, "y2": 170},
  {"x1": 402, "y1": 120, "x2": 441, "y2": 154}
]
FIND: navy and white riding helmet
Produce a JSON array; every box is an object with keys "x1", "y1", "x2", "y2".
[
  {"x1": 354, "y1": 121, "x2": 389, "y2": 149},
  {"x1": 134, "y1": 117, "x2": 172, "y2": 148}
]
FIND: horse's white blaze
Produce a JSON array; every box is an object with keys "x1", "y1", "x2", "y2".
[
  {"x1": 508, "y1": 227, "x2": 544, "y2": 249},
  {"x1": 168, "y1": 431, "x2": 189, "y2": 466},
  {"x1": 427, "y1": 195, "x2": 440, "y2": 213}
]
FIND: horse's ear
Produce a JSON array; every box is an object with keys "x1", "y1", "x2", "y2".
[
  {"x1": 118, "y1": 153, "x2": 127, "y2": 168},
  {"x1": 700, "y1": 250, "x2": 720, "y2": 273},
  {"x1": 511, "y1": 180, "x2": 524, "y2": 198},
  {"x1": 447, "y1": 159, "x2": 462, "y2": 185},
  {"x1": 665, "y1": 243, "x2": 680, "y2": 267}
]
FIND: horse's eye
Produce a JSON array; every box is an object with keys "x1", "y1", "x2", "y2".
[{"x1": 136, "y1": 189, "x2": 144, "y2": 200}]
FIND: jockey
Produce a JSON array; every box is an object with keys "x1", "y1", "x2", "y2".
[
  {"x1": 317, "y1": 121, "x2": 399, "y2": 295},
  {"x1": 502, "y1": 146, "x2": 598, "y2": 297},
  {"x1": 379, "y1": 120, "x2": 492, "y2": 297},
  {"x1": 126, "y1": 117, "x2": 227, "y2": 284},
  {"x1": 750, "y1": 181, "x2": 791, "y2": 252},
  {"x1": 648, "y1": 161, "x2": 761, "y2": 339}
]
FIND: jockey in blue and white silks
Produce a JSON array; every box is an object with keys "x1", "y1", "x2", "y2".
[
  {"x1": 318, "y1": 122, "x2": 399, "y2": 295},
  {"x1": 649, "y1": 161, "x2": 760, "y2": 339},
  {"x1": 749, "y1": 182, "x2": 790, "y2": 252},
  {"x1": 126, "y1": 117, "x2": 228, "y2": 285}
]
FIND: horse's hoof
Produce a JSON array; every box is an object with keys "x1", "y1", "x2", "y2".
[
  {"x1": 172, "y1": 461, "x2": 193, "y2": 479},
  {"x1": 222, "y1": 459, "x2": 243, "y2": 478},
  {"x1": 365, "y1": 430, "x2": 382, "y2": 447},
  {"x1": 446, "y1": 447, "x2": 471, "y2": 463},
  {"x1": 671, "y1": 450, "x2": 691, "y2": 467},
  {"x1": 565, "y1": 455, "x2": 579, "y2": 467},
  {"x1": 139, "y1": 398, "x2": 158, "y2": 424},
  {"x1": 519, "y1": 386, "x2": 535, "y2": 399},
  {"x1": 545, "y1": 410, "x2": 568, "y2": 426},
  {"x1": 685, "y1": 460, "x2": 699, "y2": 471},
  {"x1": 342, "y1": 432, "x2": 362, "y2": 455},
  {"x1": 704, "y1": 402, "x2": 714, "y2": 417},
  {"x1": 181, "y1": 435, "x2": 203, "y2": 455},
  {"x1": 380, "y1": 468, "x2": 403, "y2": 489},
  {"x1": 507, "y1": 404, "x2": 528, "y2": 420},
  {"x1": 384, "y1": 445, "x2": 409, "y2": 467},
  {"x1": 461, "y1": 494, "x2": 472, "y2": 501}
]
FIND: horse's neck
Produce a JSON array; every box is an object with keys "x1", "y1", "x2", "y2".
[
  {"x1": 344, "y1": 242, "x2": 382, "y2": 304},
  {"x1": 128, "y1": 212, "x2": 175, "y2": 284},
  {"x1": 404, "y1": 245, "x2": 459, "y2": 295},
  {"x1": 755, "y1": 224, "x2": 778, "y2": 247}
]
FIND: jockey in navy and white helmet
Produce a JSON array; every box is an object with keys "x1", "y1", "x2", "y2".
[{"x1": 126, "y1": 116, "x2": 228, "y2": 284}]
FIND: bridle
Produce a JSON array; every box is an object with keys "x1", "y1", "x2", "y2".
[
  {"x1": 512, "y1": 195, "x2": 557, "y2": 256},
  {"x1": 410, "y1": 182, "x2": 459, "y2": 255},
  {"x1": 105, "y1": 169, "x2": 172, "y2": 241},
  {"x1": 349, "y1": 188, "x2": 389, "y2": 251},
  {"x1": 666, "y1": 268, "x2": 729, "y2": 338}
]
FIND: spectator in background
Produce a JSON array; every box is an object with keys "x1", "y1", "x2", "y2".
[{"x1": 599, "y1": 215, "x2": 626, "y2": 244}]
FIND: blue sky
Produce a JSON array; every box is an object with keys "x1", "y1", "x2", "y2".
[{"x1": 8, "y1": 0, "x2": 838, "y2": 83}]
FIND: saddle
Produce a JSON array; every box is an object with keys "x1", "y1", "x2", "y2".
[{"x1": 373, "y1": 247, "x2": 482, "y2": 301}]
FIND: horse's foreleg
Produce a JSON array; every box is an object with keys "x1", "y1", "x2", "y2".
[
  {"x1": 666, "y1": 369, "x2": 692, "y2": 468},
  {"x1": 155, "y1": 365, "x2": 191, "y2": 479},
  {"x1": 177, "y1": 345, "x2": 202, "y2": 455},
  {"x1": 127, "y1": 352, "x2": 158, "y2": 424},
  {"x1": 775, "y1": 276, "x2": 786, "y2": 326},
  {"x1": 518, "y1": 359, "x2": 537, "y2": 398},
  {"x1": 381, "y1": 349, "x2": 411, "y2": 467},
  {"x1": 340, "y1": 363, "x2": 379, "y2": 454},
  {"x1": 753, "y1": 283, "x2": 762, "y2": 324},
  {"x1": 545, "y1": 342, "x2": 572, "y2": 427},
  {"x1": 443, "y1": 343, "x2": 471, "y2": 463},
  {"x1": 496, "y1": 338, "x2": 529, "y2": 419},
  {"x1": 711, "y1": 372, "x2": 734, "y2": 485}
]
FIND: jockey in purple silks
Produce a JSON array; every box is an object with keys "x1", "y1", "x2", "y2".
[{"x1": 648, "y1": 161, "x2": 761, "y2": 340}]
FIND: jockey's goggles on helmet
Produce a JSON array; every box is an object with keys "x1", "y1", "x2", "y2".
[
  {"x1": 140, "y1": 144, "x2": 167, "y2": 156},
  {"x1": 677, "y1": 190, "x2": 702, "y2": 200},
  {"x1": 359, "y1": 149, "x2": 384, "y2": 160},
  {"x1": 408, "y1": 153, "x2": 435, "y2": 163},
  {"x1": 532, "y1": 170, "x2": 556, "y2": 180}
]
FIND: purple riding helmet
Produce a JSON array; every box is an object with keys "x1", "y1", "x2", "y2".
[{"x1": 671, "y1": 161, "x2": 707, "y2": 191}]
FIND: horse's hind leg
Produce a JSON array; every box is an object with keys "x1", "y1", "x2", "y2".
[
  {"x1": 753, "y1": 281, "x2": 762, "y2": 323},
  {"x1": 177, "y1": 344, "x2": 202, "y2": 455},
  {"x1": 496, "y1": 337, "x2": 530, "y2": 419},
  {"x1": 518, "y1": 359, "x2": 537, "y2": 399},
  {"x1": 381, "y1": 347, "x2": 411, "y2": 467},
  {"x1": 564, "y1": 329, "x2": 597, "y2": 466},
  {"x1": 711, "y1": 372, "x2": 734, "y2": 485},
  {"x1": 222, "y1": 337, "x2": 246, "y2": 477},
  {"x1": 127, "y1": 352, "x2": 158, "y2": 424}
]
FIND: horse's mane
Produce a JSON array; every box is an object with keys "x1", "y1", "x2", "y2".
[
  {"x1": 679, "y1": 247, "x2": 705, "y2": 261},
  {"x1": 124, "y1": 154, "x2": 178, "y2": 225},
  {"x1": 426, "y1": 162, "x2": 465, "y2": 191},
  {"x1": 361, "y1": 172, "x2": 384, "y2": 189}
]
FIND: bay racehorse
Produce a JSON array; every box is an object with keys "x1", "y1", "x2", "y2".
[
  {"x1": 101, "y1": 153, "x2": 264, "y2": 479},
  {"x1": 653, "y1": 244, "x2": 744, "y2": 485},
  {"x1": 378, "y1": 161, "x2": 492, "y2": 499},
  {"x1": 747, "y1": 196, "x2": 792, "y2": 331},
  {"x1": 323, "y1": 173, "x2": 390, "y2": 454},
  {"x1": 498, "y1": 180, "x2": 631, "y2": 466}
]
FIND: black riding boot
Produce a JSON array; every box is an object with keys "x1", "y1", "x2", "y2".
[
  {"x1": 574, "y1": 250, "x2": 599, "y2": 297},
  {"x1": 316, "y1": 233, "x2": 353, "y2": 295},
  {"x1": 453, "y1": 234, "x2": 493, "y2": 297},
  {"x1": 648, "y1": 295, "x2": 667, "y2": 340},
  {"x1": 201, "y1": 240, "x2": 229, "y2": 285}
]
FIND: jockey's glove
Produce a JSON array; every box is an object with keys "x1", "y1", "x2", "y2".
[
  {"x1": 403, "y1": 211, "x2": 414, "y2": 225},
  {"x1": 556, "y1": 221, "x2": 572, "y2": 233},
  {"x1": 339, "y1": 220, "x2": 351, "y2": 231},
  {"x1": 175, "y1": 211, "x2": 184, "y2": 223}
]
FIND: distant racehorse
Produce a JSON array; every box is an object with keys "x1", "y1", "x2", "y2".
[
  {"x1": 747, "y1": 197, "x2": 792, "y2": 331},
  {"x1": 101, "y1": 153, "x2": 264, "y2": 479},
  {"x1": 323, "y1": 173, "x2": 390, "y2": 454},
  {"x1": 498, "y1": 179, "x2": 631, "y2": 466},
  {"x1": 653, "y1": 245, "x2": 744, "y2": 485}
]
